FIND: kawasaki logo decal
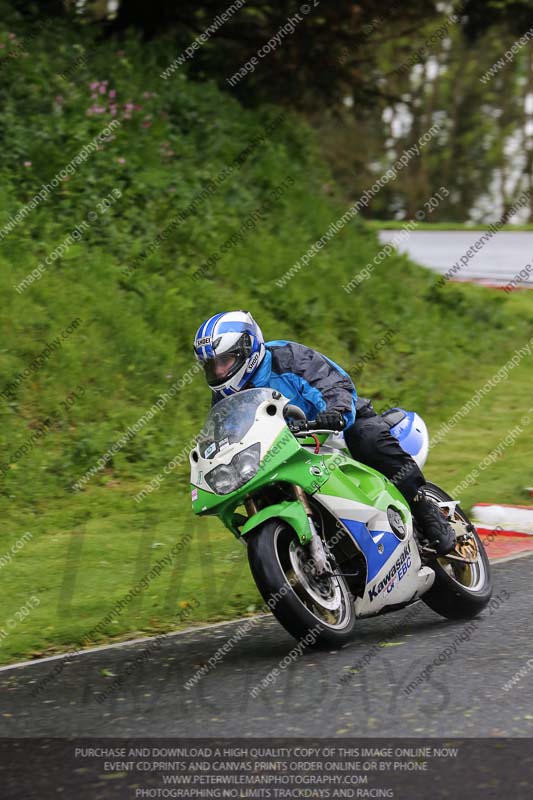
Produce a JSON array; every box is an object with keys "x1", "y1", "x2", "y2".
[{"x1": 368, "y1": 543, "x2": 412, "y2": 602}]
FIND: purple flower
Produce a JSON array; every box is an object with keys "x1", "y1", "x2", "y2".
[
  {"x1": 109, "y1": 89, "x2": 116, "y2": 99},
  {"x1": 117, "y1": 157, "x2": 126, "y2": 164},
  {"x1": 89, "y1": 81, "x2": 99, "y2": 90},
  {"x1": 87, "y1": 105, "x2": 106, "y2": 115}
]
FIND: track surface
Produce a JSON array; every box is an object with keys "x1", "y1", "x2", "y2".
[
  {"x1": 1, "y1": 556, "x2": 532, "y2": 737},
  {"x1": 378, "y1": 229, "x2": 533, "y2": 287}
]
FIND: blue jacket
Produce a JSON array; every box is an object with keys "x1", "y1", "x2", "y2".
[{"x1": 214, "y1": 340, "x2": 358, "y2": 427}]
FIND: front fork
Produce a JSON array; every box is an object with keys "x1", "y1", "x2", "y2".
[{"x1": 292, "y1": 484, "x2": 330, "y2": 575}]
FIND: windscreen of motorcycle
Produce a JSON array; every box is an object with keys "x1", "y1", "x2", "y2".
[{"x1": 196, "y1": 388, "x2": 282, "y2": 459}]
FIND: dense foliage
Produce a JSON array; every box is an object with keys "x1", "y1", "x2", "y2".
[
  {"x1": 1, "y1": 9, "x2": 532, "y2": 660},
  {"x1": 0, "y1": 15, "x2": 528, "y2": 505}
]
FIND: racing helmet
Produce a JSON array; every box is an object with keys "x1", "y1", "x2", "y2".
[{"x1": 193, "y1": 310, "x2": 265, "y2": 396}]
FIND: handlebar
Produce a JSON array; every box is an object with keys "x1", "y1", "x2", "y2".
[
  {"x1": 287, "y1": 419, "x2": 315, "y2": 434},
  {"x1": 288, "y1": 419, "x2": 341, "y2": 436},
  {"x1": 284, "y1": 405, "x2": 343, "y2": 435}
]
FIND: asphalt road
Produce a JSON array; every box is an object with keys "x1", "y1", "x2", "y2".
[
  {"x1": 1, "y1": 555, "x2": 532, "y2": 738},
  {"x1": 378, "y1": 229, "x2": 533, "y2": 286}
]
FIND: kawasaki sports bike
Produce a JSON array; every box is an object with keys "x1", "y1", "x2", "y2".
[{"x1": 190, "y1": 388, "x2": 492, "y2": 646}]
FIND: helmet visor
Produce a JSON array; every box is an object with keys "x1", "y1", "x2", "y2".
[{"x1": 203, "y1": 352, "x2": 241, "y2": 387}]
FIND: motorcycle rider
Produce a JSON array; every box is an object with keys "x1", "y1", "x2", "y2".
[{"x1": 193, "y1": 310, "x2": 455, "y2": 555}]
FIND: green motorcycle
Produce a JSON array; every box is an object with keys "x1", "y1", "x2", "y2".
[{"x1": 190, "y1": 388, "x2": 492, "y2": 646}]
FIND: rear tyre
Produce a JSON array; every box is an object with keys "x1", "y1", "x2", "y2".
[
  {"x1": 420, "y1": 482, "x2": 492, "y2": 619},
  {"x1": 247, "y1": 519, "x2": 356, "y2": 647}
]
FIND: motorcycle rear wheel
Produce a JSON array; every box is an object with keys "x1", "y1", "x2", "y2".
[{"x1": 420, "y1": 482, "x2": 492, "y2": 619}]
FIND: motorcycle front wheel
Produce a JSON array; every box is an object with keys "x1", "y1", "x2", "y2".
[{"x1": 247, "y1": 519, "x2": 356, "y2": 647}]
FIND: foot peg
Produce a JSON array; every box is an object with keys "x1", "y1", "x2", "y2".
[{"x1": 412, "y1": 492, "x2": 456, "y2": 556}]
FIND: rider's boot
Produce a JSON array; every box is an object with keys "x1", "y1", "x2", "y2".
[{"x1": 410, "y1": 489, "x2": 455, "y2": 555}]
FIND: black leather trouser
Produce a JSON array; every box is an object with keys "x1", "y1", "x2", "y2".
[{"x1": 343, "y1": 404, "x2": 425, "y2": 504}]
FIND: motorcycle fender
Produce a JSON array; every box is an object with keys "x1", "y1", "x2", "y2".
[{"x1": 241, "y1": 500, "x2": 312, "y2": 544}]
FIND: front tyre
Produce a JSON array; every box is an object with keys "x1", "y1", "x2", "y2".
[
  {"x1": 247, "y1": 519, "x2": 356, "y2": 647},
  {"x1": 421, "y1": 482, "x2": 492, "y2": 620}
]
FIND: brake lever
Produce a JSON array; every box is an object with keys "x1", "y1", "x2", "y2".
[
  {"x1": 291, "y1": 428, "x2": 341, "y2": 438},
  {"x1": 306, "y1": 428, "x2": 341, "y2": 434}
]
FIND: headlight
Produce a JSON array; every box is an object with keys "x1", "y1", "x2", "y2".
[{"x1": 204, "y1": 443, "x2": 261, "y2": 495}]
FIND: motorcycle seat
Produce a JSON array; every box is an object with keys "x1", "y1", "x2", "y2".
[{"x1": 381, "y1": 408, "x2": 407, "y2": 428}]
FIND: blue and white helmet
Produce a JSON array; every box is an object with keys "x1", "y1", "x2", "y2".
[{"x1": 193, "y1": 311, "x2": 265, "y2": 396}]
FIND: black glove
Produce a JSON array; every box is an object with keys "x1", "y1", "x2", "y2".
[
  {"x1": 288, "y1": 419, "x2": 308, "y2": 433},
  {"x1": 315, "y1": 411, "x2": 346, "y2": 431}
]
